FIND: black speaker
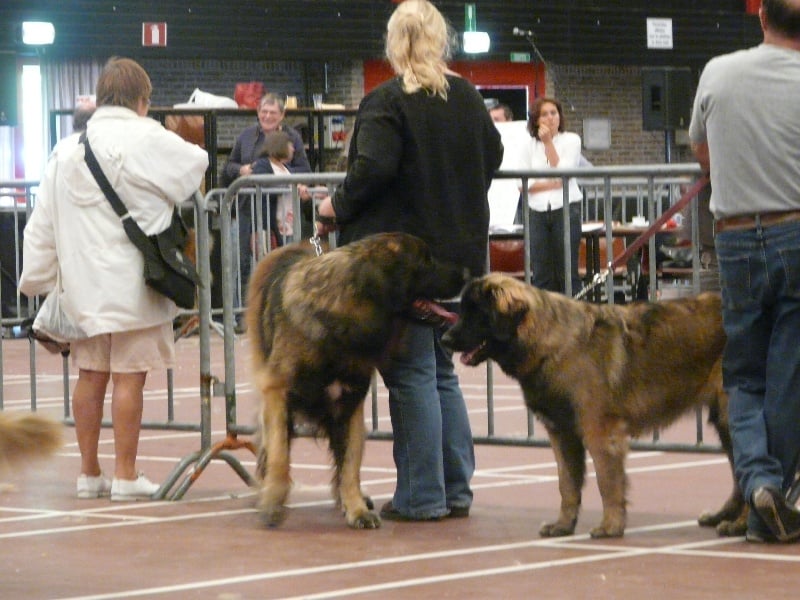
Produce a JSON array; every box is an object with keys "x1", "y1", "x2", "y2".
[
  {"x1": 0, "y1": 53, "x2": 18, "y2": 127},
  {"x1": 641, "y1": 67, "x2": 693, "y2": 131}
]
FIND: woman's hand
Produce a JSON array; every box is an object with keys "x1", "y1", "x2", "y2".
[
  {"x1": 538, "y1": 125, "x2": 553, "y2": 144},
  {"x1": 315, "y1": 196, "x2": 338, "y2": 235}
]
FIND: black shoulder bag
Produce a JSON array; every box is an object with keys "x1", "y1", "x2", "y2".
[{"x1": 81, "y1": 134, "x2": 201, "y2": 309}]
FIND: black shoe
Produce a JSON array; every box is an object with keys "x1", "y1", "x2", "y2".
[
  {"x1": 752, "y1": 485, "x2": 800, "y2": 543},
  {"x1": 745, "y1": 528, "x2": 778, "y2": 544},
  {"x1": 379, "y1": 501, "x2": 441, "y2": 522},
  {"x1": 447, "y1": 505, "x2": 470, "y2": 518}
]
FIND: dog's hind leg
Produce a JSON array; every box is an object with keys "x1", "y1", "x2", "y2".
[
  {"x1": 256, "y1": 382, "x2": 293, "y2": 527},
  {"x1": 330, "y1": 402, "x2": 381, "y2": 529},
  {"x1": 584, "y1": 418, "x2": 628, "y2": 538},
  {"x1": 699, "y1": 390, "x2": 748, "y2": 536},
  {"x1": 539, "y1": 423, "x2": 586, "y2": 537}
]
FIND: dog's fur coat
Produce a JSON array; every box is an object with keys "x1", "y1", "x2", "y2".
[
  {"x1": 245, "y1": 232, "x2": 466, "y2": 528},
  {"x1": 0, "y1": 412, "x2": 63, "y2": 474},
  {"x1": 442, "y1": 273, "x2": 745, "y2": 538}
]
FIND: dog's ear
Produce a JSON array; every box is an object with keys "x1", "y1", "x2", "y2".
[{"x1": 483, "y1": 281, "x2": 527, "y2": 342}]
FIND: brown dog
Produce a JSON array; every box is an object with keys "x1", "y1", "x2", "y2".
[
  {"x1": 442, "y1": 273, "x2": 746, "y2": 538},
  {"x1": 245, "y1": 232, "x2": 466, "y2": 528},
  {"x1": 0, "y1": 412, "x2": 63, "y2": 474}
]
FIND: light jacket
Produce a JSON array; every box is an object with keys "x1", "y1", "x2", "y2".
[{"x1": 20, "y1": 106, "x2": 208, "y2": 336}]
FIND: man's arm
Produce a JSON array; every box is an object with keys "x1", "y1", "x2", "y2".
[{"x1": 691, "y1": 141, "x2": 710, "y2": 174}]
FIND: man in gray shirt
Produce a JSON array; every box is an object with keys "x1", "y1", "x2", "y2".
[{"x1": 689, "y1": 0, "x2": 800, "y2": 543}]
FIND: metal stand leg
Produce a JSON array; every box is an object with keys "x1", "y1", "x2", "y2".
[{"x1": 155, "y1": 433, "x2": 258, "y2": 501}]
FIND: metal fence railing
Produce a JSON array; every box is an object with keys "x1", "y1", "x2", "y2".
[{"x1": 1, "y1": 162, "x2": 721, "y2": 501}]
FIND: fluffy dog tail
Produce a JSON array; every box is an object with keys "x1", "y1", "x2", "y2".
[{"x1": 0, "y1": 412, "x2": 63, "y2": 472}]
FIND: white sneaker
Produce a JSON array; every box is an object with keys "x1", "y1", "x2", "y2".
[
  {"x1": 110, "y1": 474, "x2": 160, "y2": 502},
  {"x1": 76, "y1": 474, "x2": 112, "y2": 499}
]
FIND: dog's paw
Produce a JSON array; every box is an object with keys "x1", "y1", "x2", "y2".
[
  {"x1": 698, "y1": 509, "x2": 722, "y2": 528},
  {"x1": 698, "y1": 501, "x2": 747, "y2": 530},
  {"x1": 589, "y1": 524, "x2": 625, "y2": 538},
  {"x1": 715, "y1": 517, "x2": 748, "y2": 537},
  {"x1": 258, "y1": 505, "x2": 288, "y2": 528},
  {"x1": 333, "y1": 494, "x2": 374, "y2": 512},
  {"x1": 539, "y1": 520, "x2": 576, "y2": 537},
  {"x1": 698, "y1": 506, "x2": 739, "y2": 527},
  {"x1": 347, "y1": 509, "x2": 381, "y2": 530}
]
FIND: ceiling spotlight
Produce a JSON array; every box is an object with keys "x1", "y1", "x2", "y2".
[{"x1": 21, "y1": 22, "x2": 55, "y2": 46}]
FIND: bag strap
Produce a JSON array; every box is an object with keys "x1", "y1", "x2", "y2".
[{"x1": 80, "y1": 133, "x2": 151, "y2": 253}]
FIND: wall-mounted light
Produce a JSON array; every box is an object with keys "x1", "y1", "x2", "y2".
[
  {"x1": 463, "y1": 4, "x2": 490, "y2": 54},
  {"x1": 21, "y1": 22, "x2": 55, "y2": 45},
  {"x1": 463, "y1": 32, "x2": 490, "y2": 54}
]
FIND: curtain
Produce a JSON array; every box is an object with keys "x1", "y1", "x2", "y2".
[{"x1": 42, "y1": 57, "x2": 104, "y2": 141}]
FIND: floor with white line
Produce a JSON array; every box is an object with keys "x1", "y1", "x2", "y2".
[{"x1": 2, "y1": 333, "x2": 799, "y2": 599}]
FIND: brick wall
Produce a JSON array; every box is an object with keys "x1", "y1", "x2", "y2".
[
  {"x1": 546, "y1": 64, "x2": 694, "y2": 166},
  {"x1": 139, "y1": 58, "x2": 695, "y2": 170}
]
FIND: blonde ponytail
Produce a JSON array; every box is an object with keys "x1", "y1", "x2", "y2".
[{"x1": 385, "y1": 0, "x2": 453, "y2": 100}]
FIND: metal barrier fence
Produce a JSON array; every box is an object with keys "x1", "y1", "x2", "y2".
[
  {"x1": 0, "y1": 187, "x2": 209, "y2": 436},
  {"x1": 0, "y1": 162, "x2": 721, "y2": 501}
]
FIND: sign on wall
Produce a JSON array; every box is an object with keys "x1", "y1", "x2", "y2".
[
  {"x1": 646, "y1": 18, "x2": 673, "y2": 49},
  {"x1": 142, "y1": 22, "x2": 167, "y2": 47}
]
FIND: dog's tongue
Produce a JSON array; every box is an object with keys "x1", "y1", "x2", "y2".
[
  {"x1": 460, "y1": 348, "x2": 477, "y2": 365},
  {"x1": 410, "y1": 299, "x2": 459, "y2": 326}
]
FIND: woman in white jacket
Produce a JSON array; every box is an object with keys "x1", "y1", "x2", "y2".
[
  {"x1": 20, "y1": 57, "x2": 208, "y2": 501},
  {"x1": 522, "y1": 96, "x2": 583, "y2": 295}
]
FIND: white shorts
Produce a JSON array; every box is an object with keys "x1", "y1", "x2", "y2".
[{"x1": 71, "y1": 323, "x2": 175, "y2": 373}]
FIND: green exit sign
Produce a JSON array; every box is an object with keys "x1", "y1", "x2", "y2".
[{"x1": 510, "y1": 52, "x2": 531, "y2": 62}]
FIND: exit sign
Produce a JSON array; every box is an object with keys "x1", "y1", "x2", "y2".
[{"x1": 510, "y1": 52, "x2": 531, "y2": 63}]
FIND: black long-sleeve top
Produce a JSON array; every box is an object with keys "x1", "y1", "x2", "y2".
[{"x1": 332, "y1": 75, "x2": 503, "y2": 278}]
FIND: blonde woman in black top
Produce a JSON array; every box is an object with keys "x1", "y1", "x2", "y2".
[{"x1": 317, "y1": 0, "x2": 503, "y2": 521}]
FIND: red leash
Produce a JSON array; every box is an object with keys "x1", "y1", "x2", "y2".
[
  {"x1": 608, "y1": 176, "x2": 710, "y2": 272},
  {"x1": 573, "y1": 175, "x2": 709, "y2": 300}
]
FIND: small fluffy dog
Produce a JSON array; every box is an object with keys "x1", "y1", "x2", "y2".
[
  {"x1": 245, "y1": 232, "x2": 466, "y2": 528},
  {"x1": 442, "y1": 273, "x2": 745, "y2": 538},
  {"x1": 0, "y1": 411, "x2": 63, "y2": 474}
]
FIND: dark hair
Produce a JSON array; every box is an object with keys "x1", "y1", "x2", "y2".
[
  {"x1": 527, "y1": 96, "x2": 566, "y2": 140},
  {"x1": 490, "y1": 103, "x2": 514, "y2": 121},
  {"x1": 763, "y1": 0, "x2": 800, "y2": 38},
  {"x1": 257, "y1": 130, "x2": 292, "y2": 161},
  {"x1": 95, "y1": 57, "x2": 152, "y2": 111}
]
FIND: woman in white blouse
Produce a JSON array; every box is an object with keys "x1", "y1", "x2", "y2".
[{"x1": 522, "y1": 96, "x2": 583, "y2": 295}]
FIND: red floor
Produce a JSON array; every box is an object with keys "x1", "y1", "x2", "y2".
[{"x1": 2, "y1": 332, "x2": 799, "y2": 599}]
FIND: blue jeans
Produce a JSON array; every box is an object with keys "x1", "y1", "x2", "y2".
[
  {"x1": 529, "y1": 202, "x2": 582, "y2": 295},
  {"x1": 715, "y1": 220, "x2": 800, "y2": 528},
  {"x1": 380, "y1": 322, "x2": 475, "y2": 518}
]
